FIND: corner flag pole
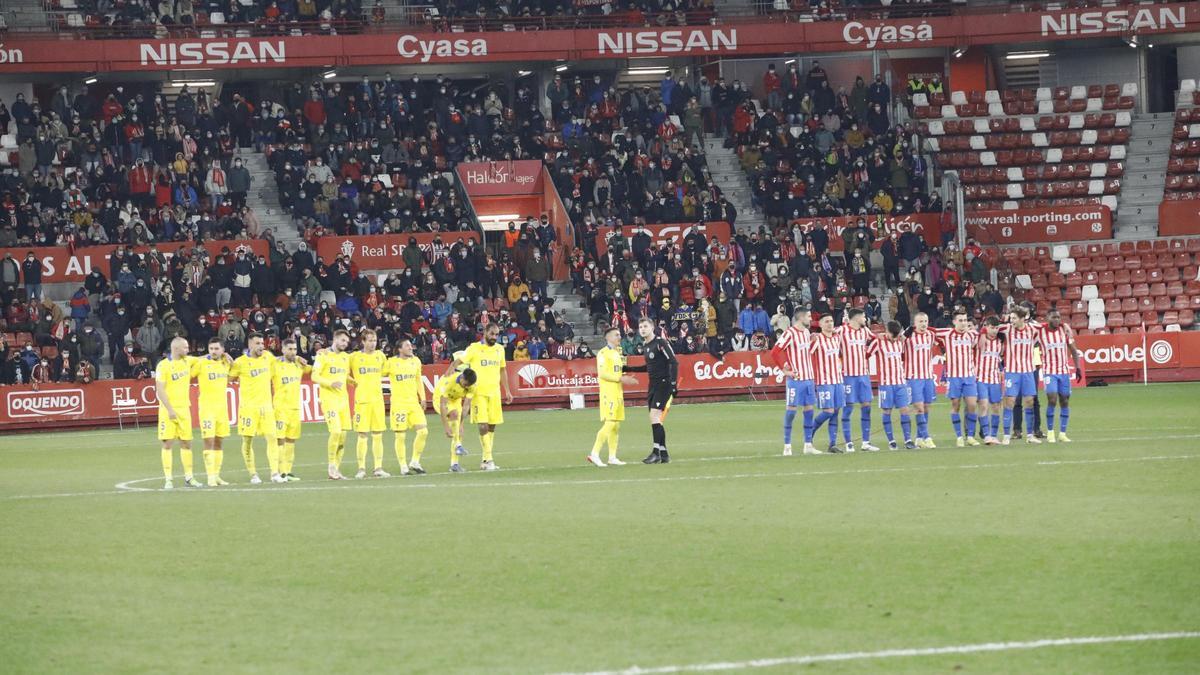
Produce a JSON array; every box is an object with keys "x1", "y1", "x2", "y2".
[{"x1": 1141, "y1": 322, "x2": 1149, "y2": 386}]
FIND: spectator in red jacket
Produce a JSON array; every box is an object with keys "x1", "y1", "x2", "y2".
[
  {"x1": 303, "y1": 93, "x2": 327, "y2": 130},
  {"x1": 763, "y1": 63, "x2": 782, "y2": 111},
  {"x1": 743, "y1": 263, "x2": 766, "y2": 302}
]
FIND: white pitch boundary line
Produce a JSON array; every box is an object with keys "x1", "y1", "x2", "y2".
[
  {"x1": 555, "y1": 631, "x2": 1200, "y2": 675},
  {"x1": 5, "y1": 452, "x2": 1197, "y2": 501}
]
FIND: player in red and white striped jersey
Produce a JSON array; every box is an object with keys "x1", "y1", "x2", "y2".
[
  {"x1": 869, "y1": 321, "x2": 915, "y2": 449},
  {"x1": 1037, "y1": 309, "x2": 1082, "y2": 443},
  {"x1": 934, "y1": 311, "x2": 981, "y2": 447},
  {"x1": 837, "y1": 309, "x2": 879, "y2": 452},
  {"x1": 975, "y1": 316, "x2": 1006, "y2": 444},
  {"x1": 771, "y1": 307, "x2": 820, "y2": 456},
  {"x1": 809, "y1": 314, "x2": 845, "y2": 452},
  {"x1": 904, "y1": 313, "x2": 938, "y2": 448},
  {"x1": 999, "y1": 306, "x2": 1042, "y2": 445}
]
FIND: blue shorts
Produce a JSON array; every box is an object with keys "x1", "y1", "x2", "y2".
[
  {"x1": 816, "y1": 384, "x2": 846, "y2": 410},
  {"x1": 1044, "y1": 373, "x2": 1072, "y2": 397},
  {"x1": 1004, "y1": 371, "x2": 1038, "y2": 398},
  {"x1": 842, "y1": 375, "x2": 873, "y2": 405},
  {"x1": 907, "y1": 378, "x2": 937, "y2": 405},
  {"x1": 947, "y1": 377, "x2": 979, "y2": 400},
  {"x1": 879, "y1": 384, "x2": 912, "y2": 410},
  {"x1": 979, "y1": 382, "x2": 1004, "y2": 404},
  {"x1": 785, "y1": 378, "x2": 817, "y2": 408}
]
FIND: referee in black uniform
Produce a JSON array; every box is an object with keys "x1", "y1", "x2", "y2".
[{"x1": 623, "y1": 318, "x2": 679, "y2": 464}]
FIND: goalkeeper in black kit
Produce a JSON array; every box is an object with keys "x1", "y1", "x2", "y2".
[{"x1": 623, "y1": 318, "x2": 679, "y2": 464}]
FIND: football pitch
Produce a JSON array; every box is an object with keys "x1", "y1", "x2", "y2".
[{"x1": 2, "y1": 383, "x2": 1199, "y2": 674}]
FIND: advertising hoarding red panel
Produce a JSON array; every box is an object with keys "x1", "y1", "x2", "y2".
[{"x1": 0, "y1": 240, "x2": 268, "y2": 283}]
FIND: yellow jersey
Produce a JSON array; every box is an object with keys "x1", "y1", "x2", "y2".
[
  {"x1": 596, "y1": 346, "x2": 625, "y2": 396},
  {"x1": 272, "y1": 357, "x2": 309, "y2": 412},
  {"x1": 155, "y1": 355, "x2": 194, "y2": 412},
  {"x1": 192, "y1": 355, "x2": 231, "y2": 411},
  {"x1": 231, "y1": 353, "x2": 275, "y2": 411},
  {"x1": 349, "y1": 350, "x2": 387, "y2": 405},
  {"x1": 313, "y1": 349, "x2": 351, "y2": 403},
  {"x1": 434, "y1": 374, "x2": 473, "y2": 407},
  {"x1": 462, "y1": 341, "x2": 506, "y2": 395},
  {"x1": 385, "y1": 355, "x2": 425, "y2": 406}
]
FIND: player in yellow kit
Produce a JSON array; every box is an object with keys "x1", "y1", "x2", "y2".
[
  {"x1": 272, "y1": 338, "x2": 310, "y2": 481},
  {"x1": 450, "y1": 323, "x2": 513, "y2": 471},
  {"x1": 193, "y1": 337, "x2": 235, "y2": 485},
  {"x1": 229, "y1": 332, "x2": 281, "y2": 484},
  {"x1": 313, "y1": 329, "x2": 352, "y2": 480},
  {"x1": 589, "y1": 327, "x2": 637, "y2": 467},
  {"x1": 155, "y1": 336, "x2": 201, "y2": 489},
  {"x1": 435, "y1": 368, "x2": 478, "y2": 472},
  {"x1": 384, "y1": 337, "x2": 428, "y2": 475},
  {"x1": 349, "y1": 329, "x2": 389, "y2": 478}
]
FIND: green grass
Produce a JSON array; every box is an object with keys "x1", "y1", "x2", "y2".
[{"x1": 2, "y1": 383, "x2": 1199, "y2": 674}]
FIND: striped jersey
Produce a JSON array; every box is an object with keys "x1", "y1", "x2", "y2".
[
  {"x1": 1038, "y1": 324, "x2": 1076, "y2": 375},
  {"x1": 1000, "y1": 323, "x2": 1039, "y2": 373},
  {"x1": 904, "y1": 329, "x2": 937, "y2": 380},
  {"x1": 772, "y1": 325, "x2": 815, "y2": 381},
  {"x1": 837, "y1": 324, "x2": 876, "y2": 378},
  {"x1": 809, "y1": 333, "x2": 844, "y2": 386},
  {"x1": 869, "y1": 338, "x2": 907, "y2": 387},
  {"x1": 935, "y1": 328, "x2": 979, "y2": 379},
  {"x1": 976, "y1": 335, "x2": 1005, "y2": 385}
]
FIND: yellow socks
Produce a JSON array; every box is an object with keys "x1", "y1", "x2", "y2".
[
  {"x1": 394, "y1": 431, "x2": 409, "y2": 466},
  {"x1": 214, "y1": 449, "x2": 224, "y2": 474},
  {"x1": 413, "y1": 428, "x2": 428, "y2": 463},
  {"x1": 450, "y1": 427, "x2": 462, "y2": 466},
  {"x1": 327, "y1": 433, "x2": 340, "y2": 465},
  {"x1": 279, "y1": 441, "x2": 295, "y2": 474},
  {"x1": 265, "y1": 436, "x2": 279, "y2": 475},
  {"x1": 161, "y1": 449, "x2": 173, "y2": 479},
  {"x1": 592, "y1": 422, "x2": 610, "y2": 455},
  {"x1": 356, "y1": 435, "x2": 368, "y2": 470},
  {"x1": 607, "y1": 422, "x2": 621, "y2": 460},
  {"x1": 371, "y1": 433, "x2": 384, "y2": 470},
  {"x1": 180, "y1": 447, "x2": 194, "y2": 478},
  {"x1": 241, "y1": 436, "x2": 257, "y2": 475},
  {"x1": 480, "y1": 431, "x2": 494, "y2": 462},
  {"x1": 203, "y1": 449, "x2": 215, "y2": 477}
]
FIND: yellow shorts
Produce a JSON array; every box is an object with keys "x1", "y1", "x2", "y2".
[
  {"x1": 238, "y1": 406, "x2": 276, "y2": 437},
  {"x1": 275, "y1": 409, "x2": 302, "y2": 439},
  {"x1": 323, "y1": 403, "x2": 353, "y2": 434},
  {"x1": 198, "y1": 412, "x2": 231, "y2": 439},
  {"x1": 391, "y1": 401, "x2": 427, "y2": 431},
  {"x1": 600, "y1": 393, "x2": 625, "y2": 422},
  {"x1": 354, "y1": 400, "x2": 386, "y2": 433},
  {"x1": 470, "y1": 392, "x2": 504, "y2": 425},
  {"x1": 157, "y1": 408, "x2": 193, "y2": 441}
]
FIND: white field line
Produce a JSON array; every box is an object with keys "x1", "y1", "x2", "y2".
[
  {"x1": 554, "y1": 631, "x2": 1200, "y2": 675},
  {"x1": 4, "y1": 451, "x2": 1197, "y2": 501}
]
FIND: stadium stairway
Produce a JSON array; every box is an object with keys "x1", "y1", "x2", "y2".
[
  {"x1": 712, "y1": 0, "x2": 757, "y2": 16},
  {"x1": 548, "y1": 280, "x2": 603, "y2": 348},
  {"x1": 4, "y1": 0, "x2": 51, "y2": 29},
  {"x1": 703, "y1": 137, "x2": 766, "y2": 234},
  {"x1": 1115, "y1": 112, "x2": 1174, "y2": 240},
  {"x1": 240, "y1": 150, "x2": 302, "y2": 247}
]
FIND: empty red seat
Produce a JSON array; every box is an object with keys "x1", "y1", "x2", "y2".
[
  {"x1": 1142, "y1": 310, "x2": 1160, "y2": 326},
  {"x1": 1132, "y1": 283, "x2": 1151, "y2": 298},
  {"x1": 1150, "y1": 282, "x2": 1167, "y2": 297},
  {"x1": 1115, "y1": 283, "x2": 1133, "y2": 298},
  {"x1": 1181, "y1": 309, "x2": 1196, "y2": 326},
  {"x1": 1104, "y1": 298, "x2": 1122, "y2": 313},
  {"x1": 1155, "y1": 296, "x2": 1172, "y2": 311},
  {"x1": 1124, "y1": 312, "x2": 1143, "y2": 326},
  {"x1": 1130, "y1": 269, "x2": 1148, "y2": 284},
  {"x1": 1121, "y1": 298, "x2": 1139, "y2": 312},
  {"x1": 1107, "y1": 313, "x2": 1125, "y2": 328}
]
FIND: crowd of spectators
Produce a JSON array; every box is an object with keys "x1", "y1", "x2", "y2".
[{"x1": 44, "y1": 0, "x2": 371, "y2": 37}]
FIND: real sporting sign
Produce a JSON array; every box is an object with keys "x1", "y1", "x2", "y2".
[
  {"x1": 965, "y1": 206, "x2": 1112, "y2": 244},
  {"x1": 313, "y1": 231, "x2": 480, "y2": 270}
]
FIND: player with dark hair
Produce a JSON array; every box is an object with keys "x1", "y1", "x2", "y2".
[
  {"x1": 771, "y1": 306, "x2": 820, "y2": 456},
  {"x1": 975, "y1": 317, "x2": 1006, "y2": 445},
  {"x1": 1038, "y1": 309, "x2": 1082, "y2": 443},
  {"x1": 623, "y1": 318, "x2": 678, "y2": 464},
  {"x1": 810, "y1": 314, "x2": 846, "y2": 453},
  {"x1": 1000, "y1": 306, "x2": 1041, "y2": 445},
  {"x1": 590, "y1": 326, "x2": 637, "y2": 466},
  {"x1": 935, "y1": 310, "x2": 981, "y2": 447},
  {"x1": 837, "y1": 308, "x2": 879, "y2": 452},
  {"x1": 872, "y1": 321, "x2": 915, "y2": 450}
]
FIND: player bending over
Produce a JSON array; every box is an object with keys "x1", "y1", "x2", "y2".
[
  {"x1": 155, "y1": 336, "x2": 202, "y2": 489},
  {"x1": 872, "y1": 322, "x2": 916, "y2": 450},
  {"x1": 435, "y1": 368, "x2": 477, "y2": 473},
  {"x1": 623, "y1": 318, "x2": 678, "y2": 464},
  {"x1": 590, "y1": 327, "x2": 637, "y2": 466},
  {"x1": 771, "y1": 306, "x2": 820, "y2": 456},
  {"x1": 1038, "y1": 309, "x2": 1082, "y2": 443},
  {"x1": 385, "y1": 337, "x2": 428, "y2": 475}
]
